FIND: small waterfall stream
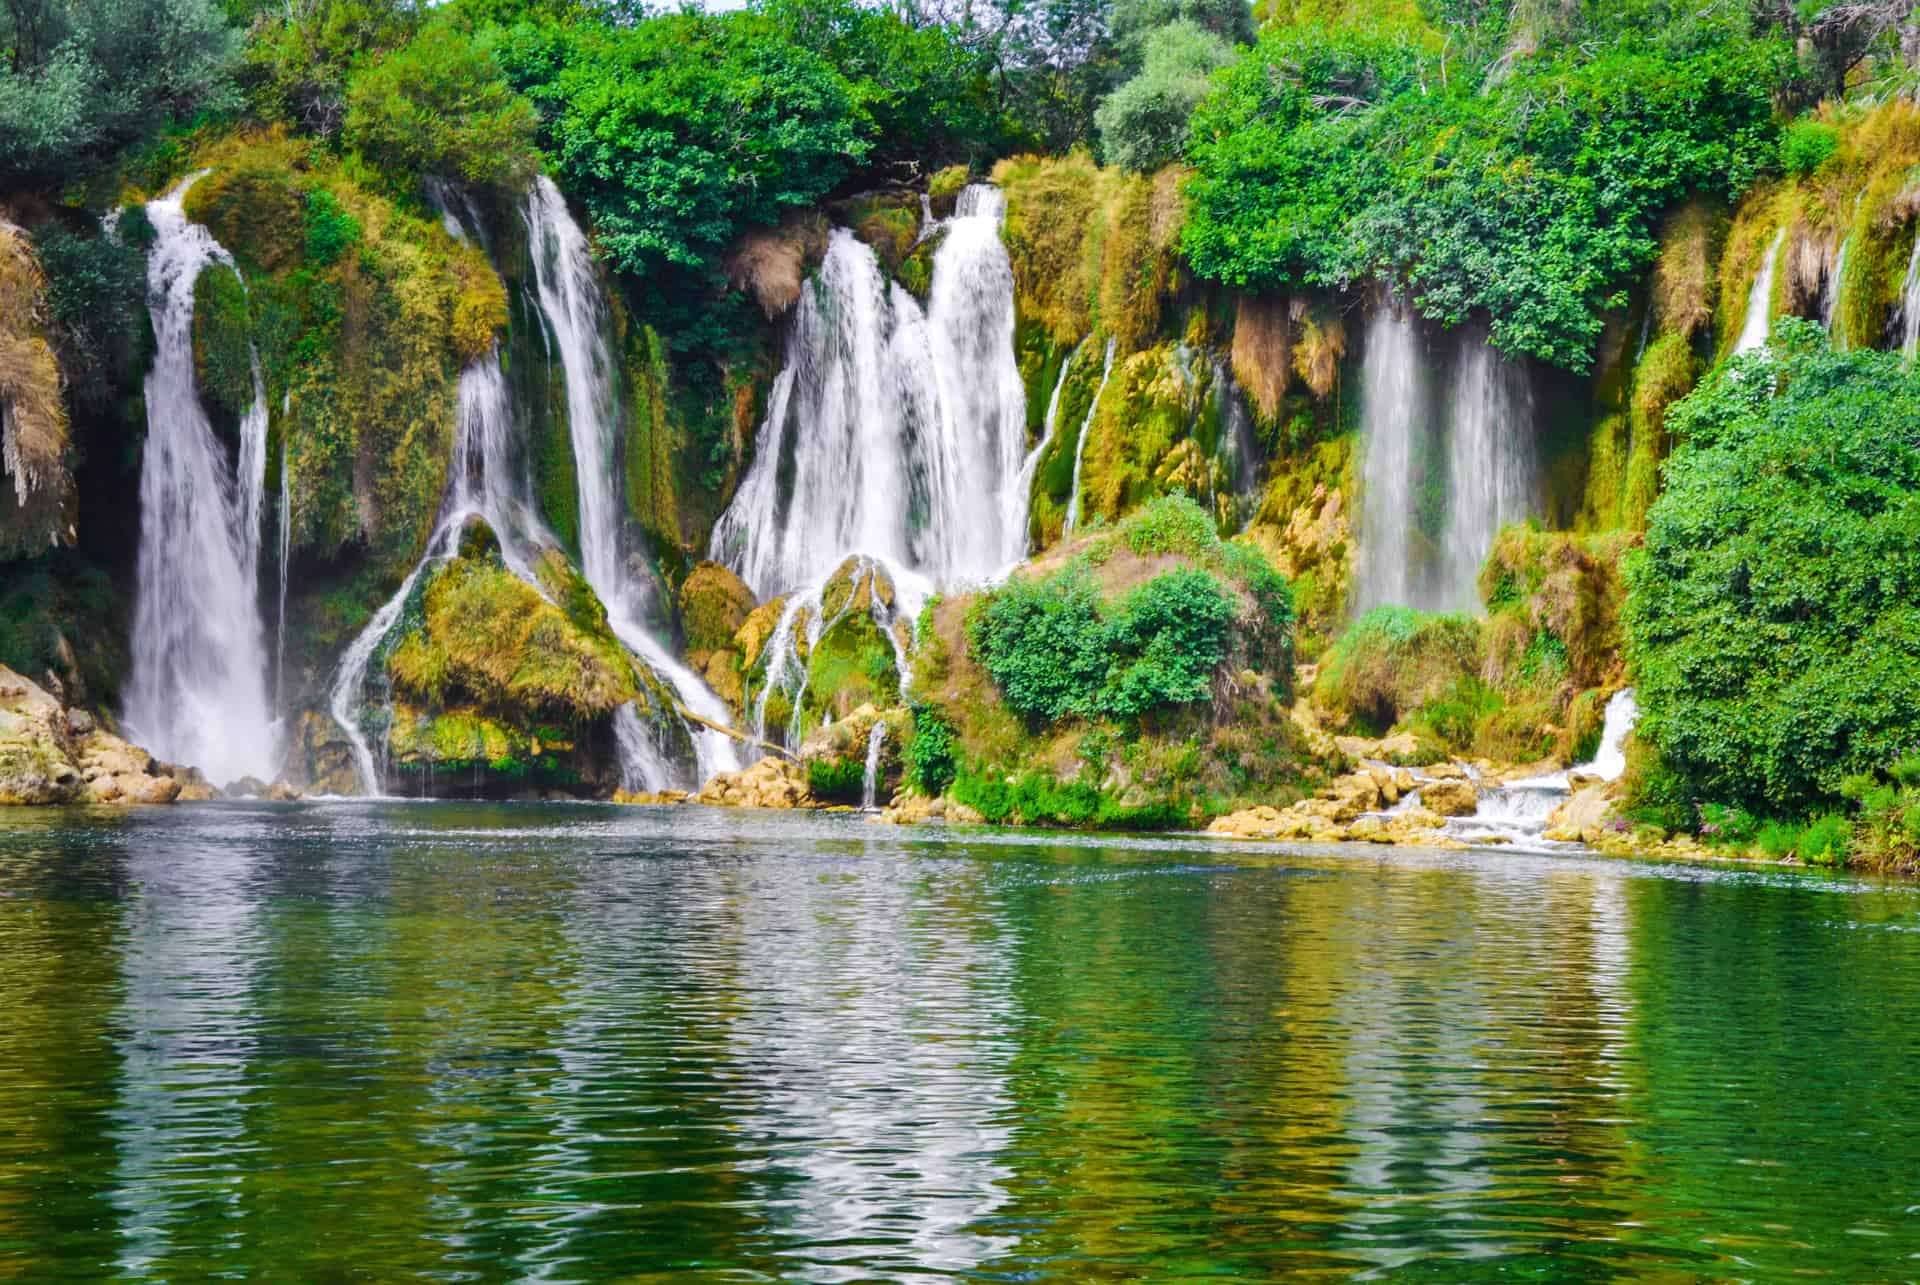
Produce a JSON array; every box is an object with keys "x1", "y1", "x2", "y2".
[
  {"x1": 123, "y1": 175, "x2": 278, "y2": 787},
  {"x1": 1734, "y1": 229, "x2": 1786, "y2": 355},
  {"x1": 1357, "y1": 308, "x2": 1537, "y2": 613},
  {"x1": 860, "y1": 720, "x2": 888, "y2": 810},
  {"x1": 1008, "y1": 336, "x2": 1085, "y2": 538},
  {"x1": 1062, "y1": 339, "x2": 1117, "y2": 537},
  {"x1": 524, "y1": 177, "x2": 741, "y2": 788},
  {"x1": 1899, "y1": 237, "x2": 1920, "y2": 357},
  {"x1": 1438, "y1": 329, "x2": 1538, "y2": 612}
]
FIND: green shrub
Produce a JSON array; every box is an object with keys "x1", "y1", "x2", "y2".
[
  {"x1": 1094, "y1": 20, "x2": 1234, "y2": 173},
  {"x1": 1122, "y1": 492, "x2": 1219, "y2": 557},
  {"x1": 1315, "y1": 606, "x2": 1483, "y2": 736},
  {"x1": 303, "y1": 190, "x2": 360, "y2": 266},
  {"x1": 906, "y1": 702, "x2": 958, "y2": 795},
  {"x1": 1795, "y1": 814, "x2": 1853, "y2": 866},
  {"x1": 953, "y1": 767, "x2": 1186, "y2": 829},
  {"x1": 1779, "y1": 119, "x2": 1839, "y2": 178},
  {"x1": 807, "y1": 756, "x2": 865, "y2": 804},
  {"x1": 1625, "y1": 320, "x2": 1920, "y2": 815},
  {"x1": 969, "y1": 563, "x2": 1238, "y2": 724},
  {"x1": 344, "y1": 22, "x2": 538, "y2": 192}
]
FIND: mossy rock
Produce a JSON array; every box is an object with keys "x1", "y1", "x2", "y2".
[
  {"x1": 928, "y1": 165, "x2": 970, "y2": 219},
  {"x1": 385, "y1": 701, "x2": 598, "y2": 797},
  {"x1": 834, "y1": 191, "x2": 921, "y2": 276},
  {"x1": 680, "y1": 561, "x2": 755, "y2": 655},
  {"x1": 190, "y1": 263, "x2": 254, "y2": 442},
  {"x1": 803, "y1": 611, "x2": 901, "y2": 729},
  {"x1": 735, "y1": 596, "x2": 789, "y2": 672}
]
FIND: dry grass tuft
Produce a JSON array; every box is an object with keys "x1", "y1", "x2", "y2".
[
  {"x1": 1230, "y1": 293, "x2": 1290, "y2": 421},
  {"x1": 725, "y1": 213, "x2": 829, "y2": 320}
]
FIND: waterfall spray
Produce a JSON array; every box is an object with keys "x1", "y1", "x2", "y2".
[
  {"x1": 123, "y1": 174, "x2": 278, "y2": 787},
  {"x1": 1437, "y1": 328, "x2": 1539, "y2": 611},
  {"x1": 861, "y1": 720, "x2": 888, "y2": 810}
]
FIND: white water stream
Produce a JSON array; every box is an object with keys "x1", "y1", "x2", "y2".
[
  {"x1": 1734, "y1": 229, "x2": 1785, "y2": 355},
  {"x1": 123, "y1": 175, "x2": 277, "y2": 787},
  {"x1": 1437, "y1": 329, "x2": 1539, "y2": 612},
  {"x1": 861, "y1": 719, "x2": 888, "y2": 811},
  {"x1": 1061, "y1": 339, "x2": 1117, "y2": 537},
  {"x1": 525, "y1": 176, "x2": 741, "y2": 788}
]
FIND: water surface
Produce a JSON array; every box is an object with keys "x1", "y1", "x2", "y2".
[{"x1": 2, "y1": 803, "x2": 1917, "y2": 1280}]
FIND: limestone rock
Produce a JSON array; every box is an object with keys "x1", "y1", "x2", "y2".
[
  {"x1": 0, "y1": 665, "x2": 181, "y2": 806},
  {"x1": 615, "y1": 788, "x2": 689, "y2": 805},
  {"x1": 1420, "y1": 779, "x2": 1479, "y2": 817},
  {"x1": 680, "y1": 562, "x2": 756, "y2": 655},
  {"x1": 694, "y1": 755, "x2": 812, "y2": 809},
  {"x1": 1544, "y1": 783, "x2": 1615, "y2": 844}
]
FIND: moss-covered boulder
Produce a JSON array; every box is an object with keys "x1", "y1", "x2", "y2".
[
  {"x1": 800, "y1": 703, "x2": 908, "y2": 805},
  {"x1": 370, "y1": 524, "x2": 689, "y2": 795},
  {"x1": 681, "y1": 561, "x2": 754, "y2": 655}
]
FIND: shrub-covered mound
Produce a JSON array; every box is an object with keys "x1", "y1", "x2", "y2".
[
  {"x1": 372, "y1": 520, "x2": 688, "y2": 796},
  {"x1": 910, "y1": 495, "x2": 1309, "y2": 827},
  {"x1": 1625, "y1": 321, "x2": 1920, "y2": 818}
]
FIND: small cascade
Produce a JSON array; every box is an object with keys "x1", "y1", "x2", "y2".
[
  {"x1": 1734, "y1": 229, "x2": 1786, "y2": 355},
  {"x1": 1007, "y1": 336, "x2": 1086, "y2": 542},
  {"x1": 123, "y1": 174, "x2": 278, "y2": 787},
  {"x1": 328, "y1": 349, "x2": 537, "y2": 795},
  {"x1": 749, "y1": 556, "x2": 919, "y2": 748},
  {"x1": 1899, "y1": 237, "x2": 1920, "y2": 357},
  {"x1": 1355, "y1": 306, "x2": 1427, "y2": 611},
  {"x1": 1437, "y1": 328, "x2": 1539, "y2": 612},
  {"x1": 1213, "y1": 358, "x2": 1263, "y2": 528},
  {"x1": 274, "y1": 433, "x2": 290, "y2": 709},
  {"x1": 1062, "y1": 338, "x2": 1117, "y2": 537},
  {"x1": 861, "y1": 720, "x2": 888, "y2": 810},
  {"x1": 524, "y1": 176, "x2": 741, "y2": 786},
  {"x1": 1826, "y1": 231, "x2": 1853, "y2": 346},
  {"x1": 1396, "y1": 688, "x2": 1640, "y2": 851}
]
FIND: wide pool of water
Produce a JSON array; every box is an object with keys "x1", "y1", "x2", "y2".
[{"x1": 2, "y1": 803, "x2": 1917, "y2": 1280}]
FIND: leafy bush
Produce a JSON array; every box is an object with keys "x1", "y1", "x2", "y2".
[
  {"x1": 807, "y1": 756, "x2": 865, "y2": 804},
  {"x1": 1779, "y1": 118, "x2": 1839, "y2": 177},
  {"x1": 303, "y1": 190, "x2": 360, "y2": 267},
  {"x1": 29, "y1": 221, "x2": 148, "y2": 409},
  {"x1": 1314, "y1": 606, "x2": 1483, "y2": 736},
  {"x1": 1095, "y1": 20, "x2": 1234, "y2": 173},
  {"x1": 1625, "y1": 321, "x2": 1920, "y2": 815},
  {"x1": 1795, "y1": 814, "x2": 1853, "y2": 866},
  {"x1": 1121, "y1": 492, "x2": 1220, "y2": 556},
  {"x1": 953, "y1": 767, "x2": 1186, "y2": 829},
  {"x1": 343, "y1": 22, "x2": 538, "y2": 191},
  {"x1": 906, "y1": 702, "x2": 958, "y2": 795},
  {"x1": 969, "y1": 564, "x2": 1238, "y2": 724}
]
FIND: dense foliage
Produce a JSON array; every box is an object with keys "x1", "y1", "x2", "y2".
[
  {"x1": 1182, "y1": 11, "x2": 1792, "y2": 368},
  {"x1": 1625, "y1": 322, "x2": 1920, "y2": 816},
  {"x1": 969, "y1": 562, "x2": 1237, "y2": 723}
]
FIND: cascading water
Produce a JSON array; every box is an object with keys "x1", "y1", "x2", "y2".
[
  {"x1": 1214, "y1": 358, "x2": 1263, "y2": 527},
  {"x1": 1061, "y1": 339, "x2": 1117, "y2": 537},
  {"x1": 713, "y1": 186, "x2": 1029, "y2": 599},
  {"x1": 861, "y1": 720, "x2": 888, "y2": 810},
  {"x1": 1007, "y1": 336, "x2": 1085, "y2": 545},
  {"x1": 1734, "y1": 229, "x2": 1786, "y2": 355},
  {"x1": 122, "y1": 175, "x2": 278, "y2": 787},
  {"x1": 275, "y1": 432, "x2": 289, "y2": 709},
  {"x1": 711, "y1": 184, "x2": 1031, "y2": 745},
  {"x1": 1437, "y1": 328, "x2": 1539, "y2": 612},
  {"x1": 524, "y1": 176, "x2": 741, "y2": 787},
  {"x1": 328, "y1": 349, "x2": 549, "y2": 795},
  {"x1": 1826, "y1": 232, "x2": 1852, "y2": 346},
  {"x1": 1355, "y1": 306, "x2": 1427, "y2": 612},
  {"x1": 1900, "y1": 237, "x2": 1920, "y2": 357}
]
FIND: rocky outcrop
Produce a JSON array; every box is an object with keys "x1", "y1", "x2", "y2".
[
  {"x1": 693, "y1": 755, "x2": 812, "y2": 808},
  {"x1": 1544, "y1": 780, "x2": 1619, "y2": 844},
  {"x1": 1419, "y1": 778, "x2": 1479, "y2": 817},
  {"x1": 0, "y1": 666, "x2": 190, "y2": 804},
  {"x1": 876, "y1": 792, "x2": 986, "y2": 827}
]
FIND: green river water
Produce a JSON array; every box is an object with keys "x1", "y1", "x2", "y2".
[{"x1": 1, "y1": 802, "x2": 1917, "y2": 1280}]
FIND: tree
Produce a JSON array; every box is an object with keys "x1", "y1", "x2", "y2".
[
  {"x1": 0, "y1": 0, "x2": 239, "y2": 182},
  {"x1": 1095, "y1": 18, "x2": 1233, "y2": 171},
  {"x1": 344, "y1": 22, "x2": 538, "y2": 191},
  {"x1": 1624, "y1": 321, "x2": 1920, "y2": 814}
]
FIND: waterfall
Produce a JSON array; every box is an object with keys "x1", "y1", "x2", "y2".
[
  {"x1": 275, "y1": 432, "x2": 289, "y2": 709},
  {"x1": 1007, "y1": 336, "x2": 1085, "y2": 541},
  {"x1": 122, "y1": 175, "x2": 277, "y2": 787},
  {"x1": 523, "y1": 176, "x2": 741, "y2": 787},
  {"x1": 1826, "y1": 231, "x2": 1852, "y2": 347},
  {"x1": 328, "y1": 350, "x2": 536, "y2": 796},
  {"x1": 712, "y1": 184, "x2": 1029, "y2": 600},
  {"x1": 861, "y1": 719, "x2": 888, "y2": 810},
  {"x1": 1214, "y1": 358, "x2": 1262, "y2": 527},
  {"x1": 1061, "y1": 339, "x2": 1117, "y2": 537},
  {"x1": 748, "y1": 556, "x2": 914, "y2": 748},
  {"x1": 1355, "y1": 307, "x2": 1427, "y2": 612},
  {"x1": 1734, "y1": 229, "x2": 1785, "y2": 355},
  {"x1": 1899, "y1": 238, "x2": 1920, "y2": 357},
  {"x1": 1437, "y1": 329, "x2": 1539, "y2": 612}
]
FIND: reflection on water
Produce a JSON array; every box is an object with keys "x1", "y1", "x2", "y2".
[{"x1": 2, "y1": 803, "x2": 1919, "y2": 1279}]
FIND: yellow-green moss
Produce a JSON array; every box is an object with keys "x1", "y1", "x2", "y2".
[
  {"x1": 680, "y1": 560, "x2": 754, "y2": 654},
  {"x1": 0, "y1": 225, "x2": 72, "y2": 559}
]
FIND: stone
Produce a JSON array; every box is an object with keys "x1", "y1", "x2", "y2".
[
  {"x1": 680, "y1": 562, "x2": 756, "y2": 654},
  {"x1": 694, "y1": 755, "x2": 812, "y2": 809},
  {"x1": 1544, "y1": 783, "x2": 1615, "y2": 844},
  {"x1": 615, "y1": 788, "x2": 689, "y2": 805},
  {"x1": 1420, "y1": 779, "x2": 1479, "y2": 817},
  {"x1": 63, "y1": 708, "x2": 94, "y2": 736}
]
